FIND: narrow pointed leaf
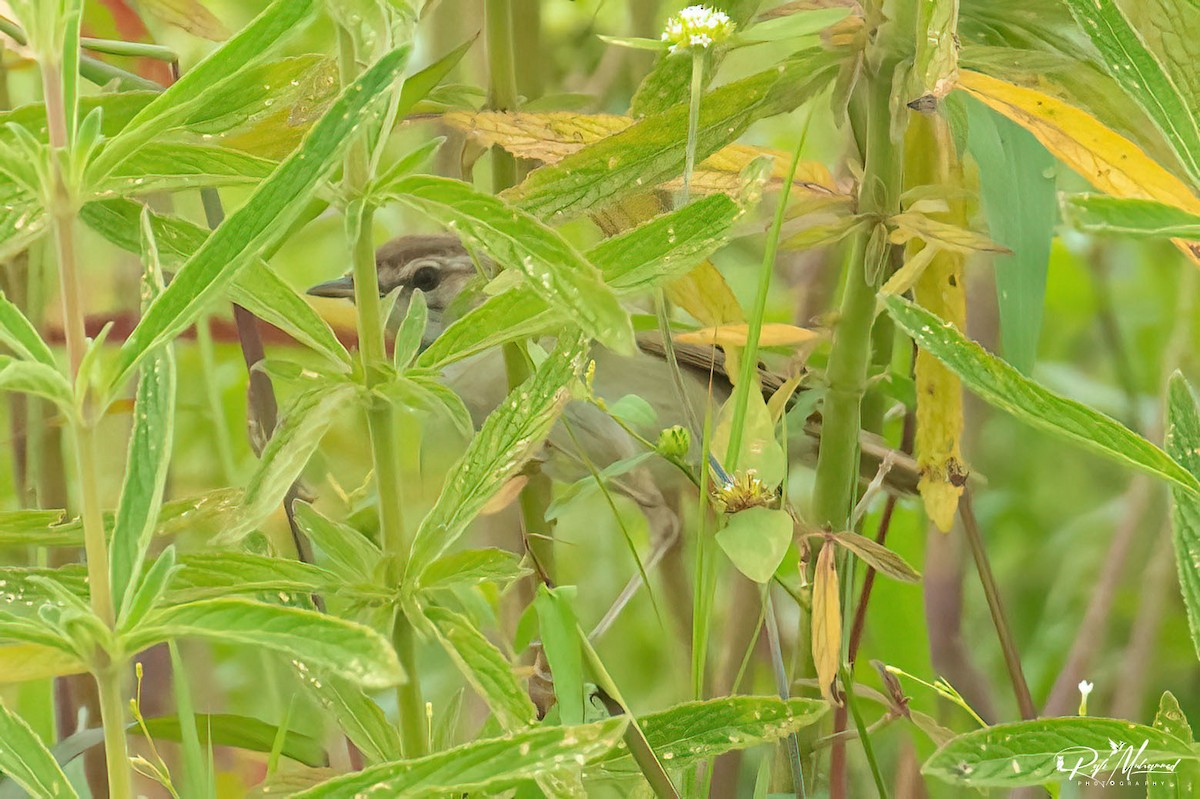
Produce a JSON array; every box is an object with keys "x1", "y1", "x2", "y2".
[
  {"x1": 1166, "y1": 372, "x2": 1200, "y2": 659},
  {"x1": 0, "y1": 700, "x2": 78, "y2": 798},
  {"x1": 1063, "y1": 194, "x2": 1200, "y2": 238},
  {"x1": 883, "y1": 295, "x2": 1200, "y2": 495},
  {"x1": 0, "y1": 292, "x2": 54, "y2": 366}
]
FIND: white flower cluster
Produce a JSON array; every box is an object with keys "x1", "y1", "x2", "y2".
[{"x1": 661, "y1": 5, "x2": 735, "y2": 54}]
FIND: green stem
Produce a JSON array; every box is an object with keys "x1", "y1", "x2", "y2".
[
  {"x1": 96, "y1": 665, "x2": 131, "y2": 799},
  {"x1": 811, "y1": 70, "x2": 897, "y2": 531},
  {"x1": 195, "y1": 316, "x2": 237, "y2": 483},
  {"x1": 840, "y1": 666, "x2": 888, "y2": 798},
  {"x1": 338, "y1": 24, "x2": 426, "y2": 756},
  {"x1": 80, "y1": 36, "x2": 176, "y2": 61},
  {"x1": 485, "y1": 0, "x2": 518, "y2": 191}
]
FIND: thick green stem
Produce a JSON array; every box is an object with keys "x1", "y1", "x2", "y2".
[
  {"x1": 811, "y1": 74, "x2": 898, "y2": 531},
  {"x1": 339, "y1": 25, "x2": 426, "y2": 756}
]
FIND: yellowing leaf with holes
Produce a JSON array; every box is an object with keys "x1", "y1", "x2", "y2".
[
  {"x1": 811, "y1": 540, "x2": 842, "y2": 706},
  {"x1": 443, "y1": 111, "x2": 842, "y2": 196},
  {"x1": 906, "y1": 113, "x2": 968, "y2": 532},
  {"x1": 956, "y1": 71, "x2": 1200, "y2": 213},
  {"x1": 674, "y1": 323, "x2": 820, "y2": 349}
]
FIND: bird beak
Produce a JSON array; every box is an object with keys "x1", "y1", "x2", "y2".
[{"x1": 306, "y1": 276, "x2": 355, "y2": 299}]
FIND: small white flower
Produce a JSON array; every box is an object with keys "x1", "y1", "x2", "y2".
[{"x1": 661, "y1": 5, "x2": 735, "y2": 54}]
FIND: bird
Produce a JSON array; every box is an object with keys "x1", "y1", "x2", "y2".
[{"x1": 309, "y1": 234, "x2": 919, "y2": 635}]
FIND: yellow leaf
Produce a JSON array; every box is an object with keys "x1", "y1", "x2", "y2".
[
  {"x1": 0, "y1": 644, "x2": 86, "y2": 683},
  {"x1": 956, "y1": 71, "x2": 1200, "y2": 213},
  {"x1": 674, "y1": 323, "x2": 820, "y2": 349},
  {"x1": 665, "y1": 260, "x2": 744, "y2": 328},
  {"x1": 767, "y1": 372, "x2": 806, "y2": 423},
  {"x1": 811, "y1": 541, "x2": 842, "y2": 706},
  {"x1": 481, "y1": 475, "x2": 528, "y2": 515},
  {"x1": 443, "y1": 111, "x2": 843, "y2": 196},
  {"x1": 906, "y1": 112, "x2": 968, "y2": 532}
]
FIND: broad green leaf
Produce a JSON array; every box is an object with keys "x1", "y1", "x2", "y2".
[
  {"x1": 380, "y1": 175, "x2": 633, "y2": 354},
  {"x1": 425, "y1": 606, "x2": 538, "y2": 729},
  {"x1": 291, "y1": 502, "x2": 380, "y2": 583},
  {"x1": 0, "y1": 699, "x2": 78, "y2": 798},
  {"x1": 1149, "y1": 691, "x2": 1200, "y2": 799},
  {"x1": 965, "y1": 98, "x2": 1056, "y2": 374},
  {"x1": 829, "y1": 531, "x2": 921, "y2": 583},
  {"x1": 219, "y1": 382, "x2": 357, "y2": 544},
  {"x1": 291, "y1": 718, "x2": 627, "y2": 798},
  {"x1": 302, "y1": 676, "x2": 401, "y2": 764},
  {"x1": 100, "y1": 142, "x2": 276, "y2": 194},
  {"x1": 0, "y1": 357, "x2": 75, "y2": 416},
  {"x1": 1118, "y1": 0, "x2": 1200, "y2": 117},
  {"x1": 1166, "y1": 372, "x2": 1200, "y2": 659},
  {"x1": 0, "y1": 644, "x2": 85, "y2": 683},
  {"x1": 138, "y1": 713, "x2": 325, "y2": 768},
  {"x1": 111, "y1": 242, "x2": 177, "y2": 619},
  {"x1": 409, "y1": 334, "x2": 586, "y2": 573},
  {"x1": 738, "y1": 8, "x2": 847, "y2": 44},
  {"x1": 883, "y1": 295, "x2": 1200, "y2": 495},
  {"x1": 1063, "y1": 194, "x2": 1200, "y2": 238},
  {"x1": 168, "y1": 553, "x2": 336, "y2": 602},
  {"x1": 107, "y1": 46, "x2": 407, "y2": 390},
  {"x1": 418, "y1": 548, "x2": 529, "y2": 591},
  {"x1": 0, "y1": 292, "x2": 54, "y2": 366},
  {"x1": 593, "y1": 194, "x2": 743, "y2": 293},
  {"x1": 533, "y1": 584, "x2": 584, "y2": 726},
  {"x1": 922, "y1": 717, "x2": 1198, "y2": 788},
  {"x1": 506, "y1": 47, "x2": 839, "y2": 222},
  {"x1": 597, "y1": 696, "x2": 827, "y2": 771},
  {"x1": 78, "y1": 199, "x2": 350, "y2": 369},
  {"x1": 716, "y1": 507, "x2": 792, "y2": 584},
  {"x1": 0, "y1": 608, "x2": 81, "y2": 654},
  {"x1": 88, "y1": 0, "x2": 319, "y2": 181},
  {"x1": 1063, "y1": 0, "x2": 1200, "y2": 187},
  {"x1": 130, "y1": 598, "x2": 403, "y2": 689}
]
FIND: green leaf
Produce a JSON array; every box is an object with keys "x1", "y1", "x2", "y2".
[
  {"x1": 0, "y1": 357, "x2": 75, "y2": 416},
  {"x1": 381, "y1": 176, "x2": 633, "y2": 354},
  {"x1": 130, "y1": 598, "x2": 404, "y2": 689},
  {"x1": 598, "y1": 696, "x2": 828, "y2": 771},
  {"x1": 78, "y1": 199, "x2": 351, "y2": 369},
  {"x1": 1166, "y1": 372, "x2": 1200, "y2": 660},
  {"x1": 291, "y1": 502, "x2": 380, "y2": 583},
  {"x1": 1149, "y1": 691, "x2": 1200, "y2": 799},
  {"x1": 0, "y1": 699, "x2": 78, "y2": 798},
  {"x1": 1064, "y1": 0, "x2": 1200, "y2": 187},
  {"x1": 111, "y1": 251, "x2": 177, "y2": 619},
  {"x1": 922, "y1": 717, "x2": 1198, "y2": 788},
  {"x1": 107, "y1": 45, "x2": 407, "y2": 390},
  {"x1": 0, "y1": 189, "x2": 45, "y2": 264},
  {"x1": 414, "y1": 289, "x2": 560, "y2": 371},
  {"x1": 0, "y1": 645, "x2": 86, "y2": 684},
  {"x1": 137, "y1": 713, "x2": 325, "y2": 768},
  {"x1": 291, "y1": 718, "x2": 627, "y2": 798},
  {"x1": 395, "y1": 37, "x2": 476, "y2": 121},
  {"x1": 716, "y1": 507, "x2": 792, "y2": 583},
  {"x1": 219, "y1": 382, "x2": 356, "y2": 544},
  {"x1": 424, "y1": 605, "x2": 538, "y2": 729},
  {"x1": 964, "y1": 97, "x2": 1056, "y2": 374},
  {"x1": 736, "y1": 7, "x2": 847, "y2": 44},
  {"x1": 883, "y1": 295, "x2": 1200, "y2": 495},
  {"x1": 533, "y1": 584, "x2": 584, "y2": 726},
  {"x1": 508, "y1": 47, "x2": 839, "y2": 222},
  {"x1": 1063, "y1": 193, "x2": 1200, "y2": 238},
  {"x1": 0, "y1": 291, "x2": 54, "y2": 366},
  {"x1": 302, "y1": 676, "x2": 401, "y2": 764},
  {"x1": 418, "y1": 548, "x2": 529, "y2": 591},
  {"x1": 409, "y1": 334, "x2": 585, "y2": 573},
  {"x1": 392, "y1": 288, "x2": 427, "y2": 370},
  {"x1": 100, "y1": 142, "x2": 276, "y2": 194},
  {"x1": 87, "y1": 0, "x2": 320, "y2": 181},
  {"x1": 828, "y1": 531, "x2": 921, "y2": 583},
  {"x1": 168, "y1": 552, "x2": 335, "y2": 602},
  {"x1": 120, "y1": 547, "x2": 179, "y2": 631},
  {"x1": 593, "y1": 194, "x2": 743, "y2": 294}
]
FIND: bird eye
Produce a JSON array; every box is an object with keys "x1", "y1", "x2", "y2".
[{"x1": 410, "y1": 264, "x2": 441, "y2": 292}]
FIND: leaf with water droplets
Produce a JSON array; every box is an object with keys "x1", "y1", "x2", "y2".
[
  {"x1": 1166, "y1": 373, "x2": 1200, "y2": 661},
  {"x1": 923, "y1": 717, "x2": 1198, "y2": 788}
]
